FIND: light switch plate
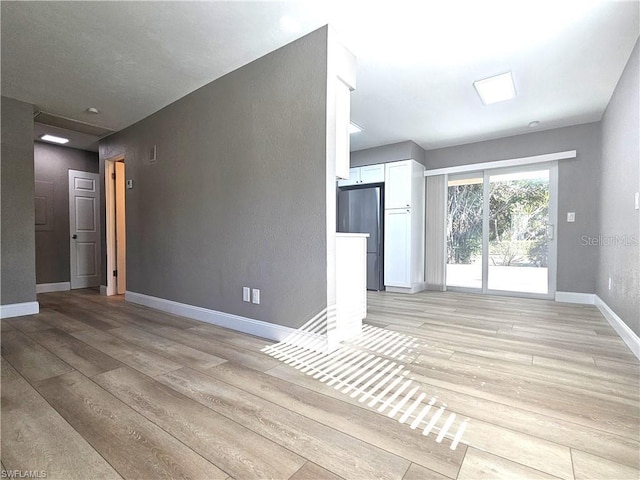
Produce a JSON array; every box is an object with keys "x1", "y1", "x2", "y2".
[
  {"x1": 635, "y1": 192, "x2": 639, "y2": 210},
  {"x1": 567, "y1": 212, "x2": 575, "y2": 222},
  {"x1": 252, "y1": 288, "x2": 260, "y2": 304},
  {"x1": 242, "y1": 287, "x2": 250, "y2": 302},
  {"x1": 126, "y1": 179, "x2": 134, "y2": 189}
]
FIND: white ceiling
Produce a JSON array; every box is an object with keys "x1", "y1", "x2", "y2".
[{"x1": 2, "y1": 1, "x2": 638, "y2": 152}]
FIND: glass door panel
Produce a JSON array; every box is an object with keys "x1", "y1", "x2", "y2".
[
  {"x1": 446, "y1": 174, "x2": 484, "y2": 289},
  {"x1": 487, "y1": 169, "x2": 550, "y2": 294}
]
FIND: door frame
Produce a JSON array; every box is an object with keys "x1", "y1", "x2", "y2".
[
  {"x1": 104, "y1": 154, "x2": 126, "y2": 296},
  {"x1": 446, "y1": 161, "x2": 558, "y2": 299}
]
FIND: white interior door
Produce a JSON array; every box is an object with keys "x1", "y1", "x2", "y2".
[{"x1": 69, "y1": 170, "x2": 101, "y2": 289}]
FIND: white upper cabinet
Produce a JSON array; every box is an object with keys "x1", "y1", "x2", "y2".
[
  {"x1": 359, "y1": 164, "x2": 385, "y2": 184},
  {"x1": 337, "y1": 164, "x2": 384, "y2": 187},
  {"x1": 385, "y1": 161, "x2": 412, "y2": 208}
]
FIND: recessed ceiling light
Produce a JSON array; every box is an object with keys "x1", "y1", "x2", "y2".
[
  {"x1": 528, "y1": 120, "x2": 540, "y2": 128},
  {"x1": 473, "y1": 72, "x2": 516, "y2": 105},
  {"x1": 86, "y1": 107, "x2": 100, "y2": 114},
  {"x1": 40, "y1": 134, "x2": 69, "y2": 144},
  {"x1": 279, "y1": 16, "x2": 301, "y2": 33},
  {"x1": 349, "y1": 122, "x2": 362, "y2": 134}
]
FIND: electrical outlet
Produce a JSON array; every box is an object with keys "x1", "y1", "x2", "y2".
[
  {"x1": 567, "y1": 212, "x2": 575, "y2": 223},
  {"x1": 252, "y1": 288, "x2": 260, "y2": 304},
  {"x1": 608, "y1": 277, "x2": 612, "y2": 291},
  {"x1": 242, "y1": 287, "x2": 250, "y2": 302}
]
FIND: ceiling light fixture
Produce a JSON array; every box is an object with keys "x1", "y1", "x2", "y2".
[
  {"x1": 86, "y1": 107, "x2": 100, "y2": 114},
  {"x1": 349, "y1": 122, "x2": 363, "y2": 134},
  {"x1": 473, "y1": 72, "x2": 516, "y2": 105},
  {"x1": 528, "y1": 120, "x2": 540, "y2": 128},
  {"x1": 40, "y1": 134, "x2": 69, "y2": 144}
]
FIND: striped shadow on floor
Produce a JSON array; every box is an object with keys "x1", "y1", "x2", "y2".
[{"x1": 262, "y1": 323, "x2": 469, "y2": 450}]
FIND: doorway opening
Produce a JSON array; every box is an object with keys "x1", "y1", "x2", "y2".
[
  {"x1": 446, "y1": 163, "x2": 558, "y2": 298},
  {"x1": 105, "y1": 157, "x2": 126, "y2": 296}
]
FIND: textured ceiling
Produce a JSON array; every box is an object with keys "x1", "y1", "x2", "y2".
[{"x1": 2, "y1": 1, "x2": 638, "y2": 152}]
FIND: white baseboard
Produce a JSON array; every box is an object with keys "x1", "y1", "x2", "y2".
[
  {"x1": 36, "y1": 282, "x2": 71, "y2": 294},
  {"x1": 555, "y1": 291, "x2": 596, "y2": 304},
  {"x1": 0, "y1": 301, "x2": 40, "y2": 319},
  {"x1": 125, "y1": 291, "x2": 296, "y2": 342},
  {"x1": 386, "y1": 283, "x2": 427, "y2": 294},
  {"x1": 594, "y1": 295, "x2": 640, "y2": 360}
]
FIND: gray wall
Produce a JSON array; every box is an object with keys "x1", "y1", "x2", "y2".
[
  {"x1": 100, "y1": 27, "x2": 329, "y2": 329},
  {"x1": 1, "y1": 96, "x2": 36, "y2": 305},
  {"x1": 425, "y1": 122, "x2": 602, "y2": 294},
  {"x1": 598, "y1": 39, "x2": 639, "y2": 336},
  {"x1": 34, "y1": 141, "x2": 99, "y2": 284},
  {"x1": 351, "y1": 140, "x2": 426, "y2": 167}
]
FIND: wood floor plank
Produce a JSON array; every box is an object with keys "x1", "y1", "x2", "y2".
[
  {"x1": 457, "y1": 448, "x2": 561, "y2": 480},
  {"x1": 28, "y1": 328, "x2": 124, "y2": 377},
  {"x1": 107, "y1": 325, "x2": 227, "y2": 372},
  {"x1": 204, "y1": 361, "x2": 465, "y2": 479},
  {"x1": 1, "y1": 375, "x2": 122, "y2": 479},
  {"x1": 461, "y1": 418, "x2": 573, "y2": 480},
  {"x1": 36, "y1": 308, "x2": 92, "y2": 333},
  {"x1": 1, "y1": 330, "x2": 73, "y2": 382},
  {"x1": 50, "y1": 303, "x2": 126, "y2": 330},
  {"x1": 289, "y1": 462, "x2": 344, "y2": 480},
  {"x1": 149, "y1": 325, "x2": 283, "y2": 372},
  {"x1": 1, "y1": 356, "x2": 22, "y2": 385},
  {"x1": 157, "y1": 367, "x2": 411, "y2": 480},
  {"x1": 70, "y1": 328, "x2": 183, "y2": 377},
  {"x1": 93, "y1": 366, "x2": 306, "y2": 479},
  {"x1": 409, "y1": 355, "x2": 639, "y2": 438},
  {"x1": 401, "y1": 463, "x2": 451, "y2": 480},
  {"x1": 6, "y1": 316, "x2": 51, "y2": 333},
  {"x1": 34, "y1": 370, "x2": 226, "y2": 479},
  {"x1": 571, "y1": 449, "x2": 640, "y2": 480},
  {"x1": 0, "y1": 321, "x2": 15, "y2": 332},
  {"x1": 449, "y1": 351, "x2": 639, "y2": 401},
  {"x1": 397, "y1": 367, "x2": 640, "y2": 469}
]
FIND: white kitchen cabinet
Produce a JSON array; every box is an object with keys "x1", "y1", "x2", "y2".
[
  {"x1": 384, "y1": 209, "x2": 411, "y2": 287},
  {"x1": 384, "y1": 159, "x2": 425, "y2": 293},
  {"x1": 385, "y1": 161, "x2": 412, "y2": 208},
  {"x1": 337, "y1": 164, "x2": 385, "y2": 187},
  {"x1": 359, "y1": 164, "x2": 385, "y2": 184}
]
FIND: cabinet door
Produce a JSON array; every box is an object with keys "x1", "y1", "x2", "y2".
[
  {"x1": 385, "y1": 161, "x2": 412, "y2": 209},
  {"x1": 337, "y1": 168, "x2": 360, "y2": 187},
  {"x1": 384, "y1": 209, "x2": 411, "y2": 287},
  {"x1": 359, "y1": 164, "x2": 385, "y2": 184}
]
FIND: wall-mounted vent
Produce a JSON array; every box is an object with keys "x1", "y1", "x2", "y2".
[{"x1": 33, "y1": 111, "x2": 114, "y2": 138}]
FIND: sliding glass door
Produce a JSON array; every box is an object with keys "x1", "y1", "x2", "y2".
[
  {"x1": 446, "y1": 174, "x2": 484, "y2": 289},
  {"x1": 446, "y1": 164, "x2": 557, "y2": 298}
]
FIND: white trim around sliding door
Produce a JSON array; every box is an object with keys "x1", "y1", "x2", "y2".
[{"x1": 425, "y1": 150, "x2": 575, "y2": 177}]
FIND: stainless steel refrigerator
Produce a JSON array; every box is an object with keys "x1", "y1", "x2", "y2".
[{"x1": 337, "y1": 186, "x2": 384, "y2": 291}]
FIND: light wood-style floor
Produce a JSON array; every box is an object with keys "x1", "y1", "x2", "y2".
[{"x1": 1, "y1": 289, "x2": 638, "y2": 479}]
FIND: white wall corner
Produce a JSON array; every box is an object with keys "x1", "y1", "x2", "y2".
[
  {"x1": 594, "y1": 296, "x2": 640, "y2": 360},
  {"x1": 0, "y1": 301, "x2": 40, "y2": 319},
  {"x1": 36, "y1": 282, "x2": 71, "y2": 294},
  {"x1": 124, "y1": 291, "x2": 296, "y2": 342},
  {"x1": 554, "y1": 291, "x2": 596, "y2": 304}
]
